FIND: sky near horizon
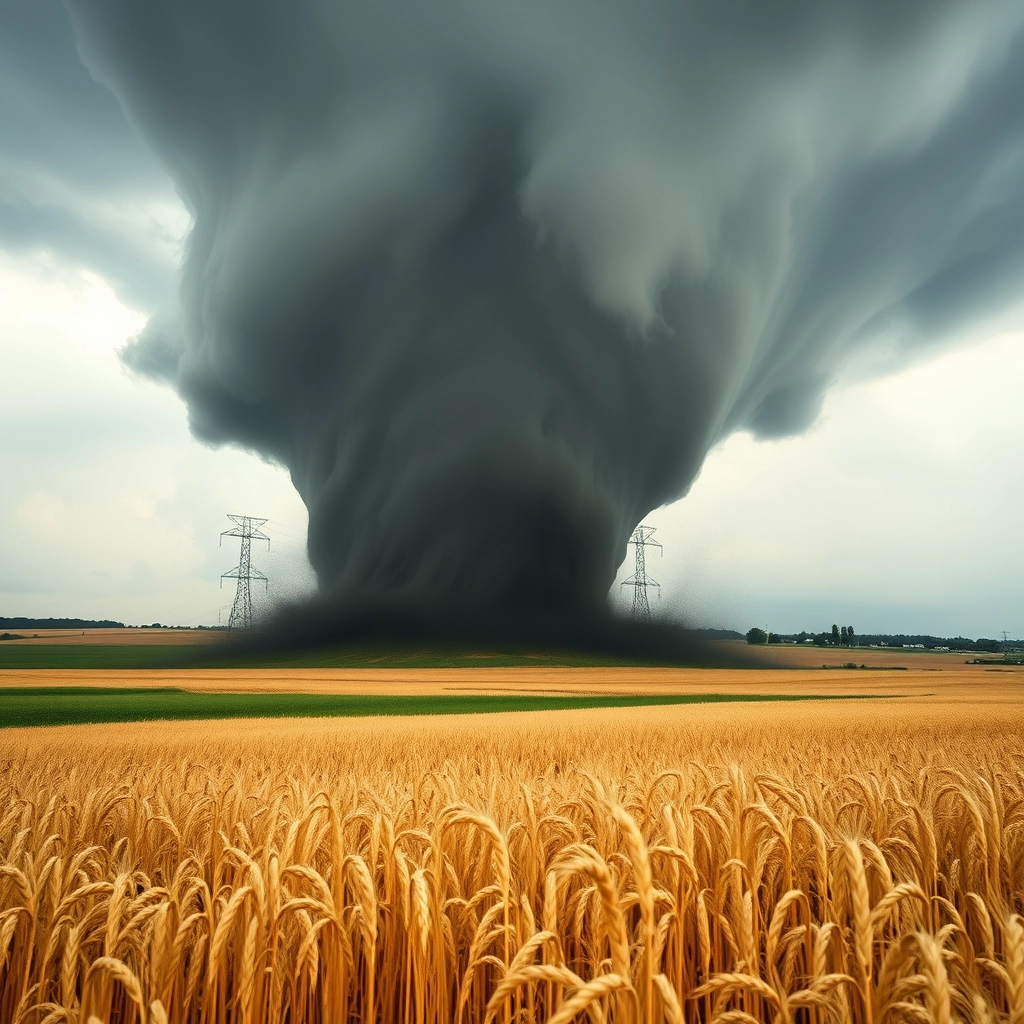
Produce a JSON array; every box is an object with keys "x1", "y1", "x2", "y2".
[{"x1": 1, "y1": 0, "x2": 1022, "y2": 639}]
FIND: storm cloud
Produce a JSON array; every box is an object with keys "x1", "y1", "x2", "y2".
[
  {"x1": 65, "y1": 0, "x2": 1024, "y2": 615},
  {"x1": 0, "y1": 0, "x2": 180, "y2": 308}
]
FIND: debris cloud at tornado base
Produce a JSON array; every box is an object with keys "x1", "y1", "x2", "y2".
[{"x1": 71, "y1": 0, "x2": 1024, "y2": 628}]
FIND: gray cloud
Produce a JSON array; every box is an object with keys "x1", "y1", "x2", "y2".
[
  {"x1": 120, "y1": 313, "x2": 183, "y2": 382},
  {"x1": 60, "y1": 0, "x2": 1024, "y2": 615},
  {"x1": 0, "y1": 0, "x2": 180, "y2": 308}
]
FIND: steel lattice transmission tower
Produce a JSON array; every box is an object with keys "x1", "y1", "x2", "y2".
[
  {"x1": 621, "y1": 524, "x2": 662, "y2": 621},
  {"x1": 220, "y1": 515, "x2": 270, "y2": 630}
]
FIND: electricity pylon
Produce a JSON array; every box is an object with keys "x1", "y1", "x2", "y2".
[
  {"x1": 621, "y1": 524, "x2": 662, "y2": 621},
  {"x1": 220, "y1": 515, "x2": 270, "y2": 630}
]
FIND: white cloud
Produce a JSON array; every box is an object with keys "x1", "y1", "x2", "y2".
[
  {"x1": 613, "y1": 330, "x2": 1024, "y2": 638},
  {"x1": 0, "y1": 250, "x2": 314, "y2": 625}
]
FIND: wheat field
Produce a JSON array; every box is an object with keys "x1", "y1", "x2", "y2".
[{"x1": 2, "y1": 697, "x2": 1022, "y2": 1023}]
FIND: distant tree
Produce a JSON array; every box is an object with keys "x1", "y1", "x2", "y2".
[
  {"x1": 847, "y1": 626, "x2": 855, "y2": 647},
  {"x1": 832, "y1": 624, "x2": 840, "y2": 646},
  {"x1": 840, "y1": 626, "x2": 848, "y2": 646},
  {"x1": 746, "y1": 627, "x2": 768, "y2": 645}
]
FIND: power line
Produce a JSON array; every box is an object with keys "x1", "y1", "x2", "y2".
[
  {"x1": 621, "y1": 524, "x2": 662, "y2": 621},
  {"x1": 264, "y1": 519, "x2": 307, "y2": 542},
  {"x1": 220, "y1": 515, "x2": 270, "y2": 630}
]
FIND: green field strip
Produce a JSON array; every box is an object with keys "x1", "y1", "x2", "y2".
[
  {"x1": 0, "y1": 644, "x2": 667, "y2": 670},
  {"x1": 0, "y1": 688, "x2": 881, "y2": 729}
]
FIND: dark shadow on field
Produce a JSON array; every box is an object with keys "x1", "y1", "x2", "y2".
[{"x1": 193, "y1": 595, "x2": 767, "y2": 669}]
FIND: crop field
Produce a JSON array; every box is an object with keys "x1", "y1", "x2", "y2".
[
  {"x1": 0, "y1": 643, "x2": 694, "y2": 671},
  {"x1": 0, "y1": 627, "x2": 999, "y2": 671},
  {"x1": 2, "y1": 688, "x2": 1022, "y2": 1024},
  {"x1": 0, "y1": 629, "x2": 224, "y2": 646},
  {"x1": 0, "y1": 686, "x2": 858, "y2": 729}
]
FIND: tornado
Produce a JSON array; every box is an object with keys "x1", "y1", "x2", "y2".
[{"x1": 69, "y1": 0, "x2": 1024, "y2": 619}]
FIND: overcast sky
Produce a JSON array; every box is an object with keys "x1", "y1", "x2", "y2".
[{"x1": 1, "y1": 0, "x2": 1021, "y2": 637}]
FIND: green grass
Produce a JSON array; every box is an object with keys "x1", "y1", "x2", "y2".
[
  {"x1": 0, "y1": 644, "x2": 667, "y2": 670},
  {"x1": 0, "y1": 688, "x2": 870, "y2": 729}
]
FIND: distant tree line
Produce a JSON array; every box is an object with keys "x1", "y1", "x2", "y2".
[
  {"x1": 0, "y1": 617, "x2": 126, "y2": 630},
  {"x1": 0, "y1": 618, "x2": 230, "y2": 631},
  {"x1": 745, "y1": 626, "x2": 859, "y2": 646},
  {"x1": 745, "y1": 625, "x2": 1007, "y2": 652}
]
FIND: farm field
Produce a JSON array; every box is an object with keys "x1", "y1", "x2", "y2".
[
  {"x1": 0, "y1": 645, "x2": 704, "y2": 670},
  {"x1": 0, "y1": 634, "x2": 748, "y2": 670},
  {"x1": 0, "y1": 685, "x2": 860, "y2": 729},
  {"x1": 0, "y1": 627, "x2": 1001, "y2": 670},
  {"x1": 0, "y1": 660, "x2": 1019, "y2": 698},
  {"x1": 0, "y1": 627, "x2": 224, "y2": 645},
  {"x1": 3, "y1": 684, "x2": 1023, "y2": 1023},
  {"x1": 1, "y1": 646, "x2": 1020, "y2": 728},
  {"x1": 728, "y1": 640, "x2": 1003, "y2": 670}
]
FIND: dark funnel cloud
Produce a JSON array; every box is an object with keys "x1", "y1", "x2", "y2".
[{"x1": 68, "y1": 0, "x2": 1024, "y2": 618}]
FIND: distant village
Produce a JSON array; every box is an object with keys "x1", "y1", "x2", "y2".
[{"x1": 743, "y1": 624, "x2": 1017, "y2": 653}]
